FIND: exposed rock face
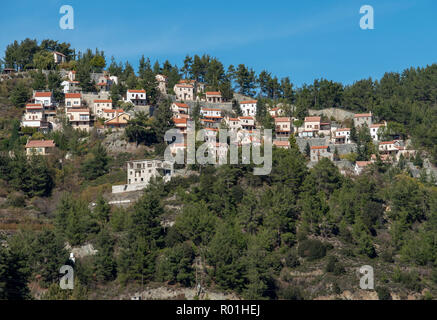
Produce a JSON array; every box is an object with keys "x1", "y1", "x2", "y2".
[
  {"x1": 65, "y1": 243, "x2": 97, "y2": 259},
  {"x1": 124, "y1": 287, "x2": 240, "y2": 300}
]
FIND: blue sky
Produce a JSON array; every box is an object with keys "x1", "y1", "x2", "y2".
[{"x1": 1, "y1": 0, "x2": 436, "y2": 86}]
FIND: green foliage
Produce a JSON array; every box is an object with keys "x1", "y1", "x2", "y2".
[
  {"x1": 81, "y1": 143, "x2": 110, "y2": 181},
  {"x1": 0, "y1": 246, "x2": 31, "y2": 300},
  {"x1": 10, "y1": 81, "x2": 31, "y2": 107},
  {"x1": 298, "y1": 239, "x2": 327, "y2": 261}
]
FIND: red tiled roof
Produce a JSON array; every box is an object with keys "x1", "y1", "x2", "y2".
[
  {"x1": 67, "y1": 109, "x2": 89, "y2": 113},
  {"x1": 103, "y1": 109, "x2": 123, "y2": 113},
  {"x1": 175, "y1": 84, "x2": 194, "y2": 88},
  {"x1": 128, "y1": 89, "x2": 146, "y2": 93},
  {"x1": 34, "y1": 92, "x2": 52, "y2": 97},
  {"x1": 240, "y1": 100, "x2": 257, "y2": 104},
  {"x1": 337, "y1": 128, "x2": 351, "y2": 132},
  {"x1": 311, "y1": 146, "x2": 328, "y2": 150},
  {"x1": 202, "y1": 108, "x2": 221, "y2": 112},
  {"x1": 174, "y1": 103, "x2": 189, "y2": 108},
  {"x1": 356, "y1": 161, "x2": 372, "y2": 167},
  {"x1": 206, "y1": 91, "x2": 221, "y2": 96},
  {"x1": 94, "y1": 99, "x2": 113, "y2": 103},
  {"x1": 65, "y1": 93, "x2": 81, "y2": 98},
  {"x1": 173, "y1": 118, "x2": 187, "y2": 124},
  {"x1": 354, "y1": 113, "x2": 372, "y2": 118},
  {"x1": 305, "y1": 116, "x2": 321, "y2": 122},
  {"x1": 239, "y1": 116, "x2": 254, "y2": 120},
  {"x1": 273, "y1": 140, "x2": 290, "y2": 147},
  {"x1": 26, "y1": 103, "x2": 43, "y2": 108},
  {"x1": 25, "y1": 140, "x2": 55, "y2": 148},
  {"x1": 275, "y1": 117, "x2": 291, "y2": 122},
  {"x1": 379, "y1": 141, "x2": 394, "y2": 145}
]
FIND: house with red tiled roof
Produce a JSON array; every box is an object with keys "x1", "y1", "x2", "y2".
[
  {"x1": 53, "y1": 51, "x2": 66, "y2": 64},
  {"x1": 126, "y1": 89, "x2": 147, "y2": 106},
  {"x1": 269, "y1": 106, "x2": 284, "y2": 118},
  {"x1": 171, "y1": 102, "x2": 190, "y2": 117},
  {"x1": 304, "y1": 116, "x2": 321, "y2": 132},
  {"x1": 25, "y1": 139, "x2": 56, "y2": 156},
  {"x1": 238, "y1": 116, "x2": 255, "y2": 130},
  {"x1": 104, "y1": 112, "x2": 131, "y2": 131},
  {"x1": 65, "y1": 93, "x2": 82, "y2": 108},
  {"x1": 93, "y1": 99, "x2": 113, "y2": 117},
  {"x1": 353, "y1": 112, "x2": 372, "y2": 128},
  {"x1": 200, "y1": 107, "x2": 222, "y2": 119},
  {"x1": 310, "y1": 145, "x2": 333, "y2": 162},
  {"x1": 273, "y1": 140, "x2": 290, "y2": 149},
  {"x1": 240, "y1": 100, "x2": 257, "y2": 117},
  {"x1": 370, "y1": 122, "x2": 386, "y2": 142},
  {"x1": 22, "y1": 104, "x2": 45, "y2": 129},
  {"x1": 275, "y1": 117, "x2": 293, "y2": 139},
  {"x1": 174, "y1": 83, "x2": 195, "y2": 101},
  {"x1": 354, "y1": 161, "x2": 373, "y2": 175},
  {"x1": 205, "y1": 91, "x2": 222, "y2": 103},
  {"x1": 66, "y1": 108, "x2": 91, "y2": 132},
  {"x1": 34, "y1": 91, "x2": 53, "y2": 107},
  {"x1": 333, "y1": 128, "x2": 351, "y2": 144},
  {"x1": 102, "y1": 109, "x2": 124, "y2": 121}
]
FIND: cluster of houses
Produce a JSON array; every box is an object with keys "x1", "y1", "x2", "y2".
[{"x1": 15, "y1": 62, "x2": 418, "y2": 192}]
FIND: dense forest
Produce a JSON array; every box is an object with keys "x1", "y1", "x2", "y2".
[{"x1": 0, "y1": 39, "x2": 437, "y2": 300}]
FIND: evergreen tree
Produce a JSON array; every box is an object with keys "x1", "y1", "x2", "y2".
[{"x1": 81, "y1": 143, "x2": 110, "y2": 180}]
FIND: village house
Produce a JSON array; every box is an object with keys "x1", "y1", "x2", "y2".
[
  {"x1": 22, "y1": 104, "x2": 45, "y2": 128},
  {"x1": 239, "y1": 116, "x2": 256, "y2": 130},
  {"x1": 104, "y1": 112, "x2": 131, "y2": 131},
  {"x1": 275, "y1": 117, "x2": 293, "y2": 139},
  {"x1": 205, "y1": 91, "x2": 222, "y2": 103},
  {"x1": 269, "y1": 107, "x2": 284, "y2": 118},
  {"x1": 273, "y1": 140, "x2": 290, "y2": 149},
  {"x1": 53, "y1": 51, "x2": 66, "y2": 64},
  {"x1": 204, "y1": 128, "x2": 218, "y2": 143},
  {"x1": 310, "y1": 145, "x2": 333, "y2": 162},
  {"x1": 224, "y1": 117, "x2": 242, "y2": 132},
  {"x1": 34, "y1": 91, "x2": 53, "y2": 107},
  {"x1": 354, "y1": 112, "x2": 373, "y2": 128},
  {"x1": 378, "y1": 141, "x2": 398, "y2": 154},
  {"x1": 112, "y1": 159, "x2": 174, "y2": 193},
  {"x1": 156, "y1": 74, "x2": 168, "y2": 94},
  {"x1": 240, "y1": 100, "x2": 257, "y2": 117},
  {"x1": 65, "y1": 93, "x2": 82, "y2": 108},
  {"x1": 93, "y1": 99, "x2": 113, "y2": 117},
  {"x1": 171, "y1": 102, "x2": 190, "y2": 117},
  {"x1": 61, "y1": 80, "x2": 80, "y2": 94},
  {"x1": 304, "y1": 116, "x2": 321, "y2": 134},
  {"x1": 126, "y1": 89, "x2": 147, "y2": 106},
  {"x1": 174, "y1": 83, "x2": 195, "y2": 101},
  {"x1": 370, "y1": 122, "x2": 386, "y2": 142},
  {"x1": 66, "y1": 108, "x2": 91, "y2": 132},
  {"x1": 333, "y1": 128, "x2": 351, "y2": 144},
  {"x1": 354, "y1": 161, "x2": 372, "y2": 175},
  {"x1": 101, "y1": 109, "x2": 124, "y2": 121},
  {"x1": 200, "y1": 107, "x2": 222, "y2": 119},
  {"x1": 68, "y1": 70, "x2": 76, "y2": 81},
  {"x1": 25, "y1": 139, "x2": 56, "y2": 156},
  {"x1": 173, "y1": 118, "x2": 188, "y2": 140}
]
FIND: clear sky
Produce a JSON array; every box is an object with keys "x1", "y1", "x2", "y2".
[{"x1": 1, "y1": 0, "x2": 436, "y2": 86}]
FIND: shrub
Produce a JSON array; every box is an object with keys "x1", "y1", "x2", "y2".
[
  {"x1": 298, "y1": 239, "x2": 327, "y2": 261},
  {"x1": 284, "y1": 250, "x2": 300, "y2": 268},
  {"x1": 376, "y1": 286, "x2": 392, "y2": 300}
]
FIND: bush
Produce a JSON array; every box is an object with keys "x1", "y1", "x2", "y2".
[
  {"x1": 7, "y1": 192, "x2": 26, "y2": 207},
  {"x1": 284, "y1": 250, "x2": 300, "y2": 268},
  {"x1": 376, "y1": 286, "x2": 392, "y2": 300},
  {"x1": 298, "y1": 239, "x2": 327, "y2": 261},
  {"x1": 279, "y1": 285, "x2": 305, "y2": 300},
  {"x1": 325, "y1": 256, "x2": 345, "y2": 275}
]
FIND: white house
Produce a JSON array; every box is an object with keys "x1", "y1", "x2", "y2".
[
  {"x1": 34, "y1": 92, "x2": 53, "y2": 107},
  {"x1": 61, "y1": 80, "x2": 80, "y2": 94},
  {"x1": 354, "y1": 161, "x2": 372, "y2": 175},
  {"x1": 205, "y1": 91, "x2": 222, "y2": 103},
  {"x1": 66, "y1": 108, "x2": 91, "y2": 132},
  {"x1": 53, "y1": 51, "x2": 66, "y2": 64},
  {"x1": 275, "y1": 117, "x2": 293, "y2": 139},
  {"x1": 200, "y1": 108, "x2": 222, "y2": 118},
  {"x1": 370, "y1": 122, "x2": 386, "y2": 142},
  {"x1": 93, "y1": 99, "x2": 113, "y2": 117},
  {"x1": 240, "y1": 100, "x2": 257, "y2": 117},
  {"x1": 102, "y1": 109, "x2": 124, "y2": 121},
  {"x1": 156, "y1": 74, "x2": 168, "y2": 94},
  {"x1": 171, "y1": 102, "x2": 190, "y2": 117},
  {"x1": 304, "y1": 116, "x2": 321, "y2": 133},
  {"x1": 126, "y1": 89, "x2": 147, "y2": 106},
  {"x1": 224, "y1": 117, "x2": 242, "y2": 132},
  {"x1": 68, "y1": 70, "x2": 76, "y2": 81},
  {"x1": 22, "y1": 104, "x2": 45, "y2": 128},
  {"x1": 239, "y1": 116, "x2": 256, "y2": 130},
  {"x1": 65, "y1": 93, "x2": 82, "y2": 108},
  {"x1": 334, "y1": 128, "x2": 351, "y2": 144}
]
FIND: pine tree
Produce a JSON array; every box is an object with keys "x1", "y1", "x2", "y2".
[{"x1": 81, "y1": 143, "x2": 110, "y2": 180}]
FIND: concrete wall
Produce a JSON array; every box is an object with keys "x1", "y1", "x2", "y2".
[{"x1": 308, "y1": 108, "x2": 355, "y2": 122}]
